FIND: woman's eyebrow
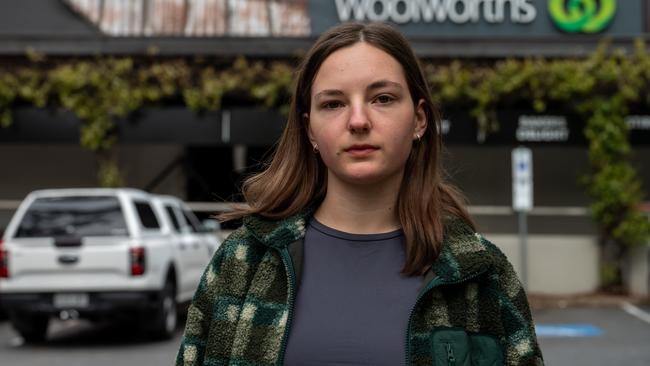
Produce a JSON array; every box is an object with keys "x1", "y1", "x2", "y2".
[
  {"x1": 367, "y1": 80, "x2": 403, "y2": 92},
  {"x1": 313, "y1": 80, "x2": 403, "y2": 100},
  {"x1": 313, "y1": 89, "x2": 344, "y2": 100}
]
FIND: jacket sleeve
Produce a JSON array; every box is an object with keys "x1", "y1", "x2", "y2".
[
  {"x1": 491, "y1": 245, "x2": 545, "y2": 366},
  {"x1": 175, "y1": 227, "x2": 247, "y2": 366}
]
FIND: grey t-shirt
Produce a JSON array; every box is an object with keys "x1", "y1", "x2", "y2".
[{"x1": 283, "y1": 218, "x2": 423, "y2": 366}]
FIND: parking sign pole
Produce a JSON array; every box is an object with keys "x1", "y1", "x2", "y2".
[
  {"x1": 518, "y1": 210, "x2": 528, "y2": 290},
  {"x1": 512, "y1": 146, "x2": 533, "y2": 291}
]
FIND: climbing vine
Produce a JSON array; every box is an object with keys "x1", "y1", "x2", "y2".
[
  {"x1": 425, "y1": 40, "x2": 650, "y2": 288},
  {"x1": 0, "y1": 43, "x2": 649, "y2": 288}
]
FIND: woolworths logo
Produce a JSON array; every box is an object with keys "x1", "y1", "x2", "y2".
[
  {"x1": 334, "y1": 0, "x2": 537, "y2": 24},
  {"x1": 548, "y1": 0, "x2": 617, "y2": 33}
]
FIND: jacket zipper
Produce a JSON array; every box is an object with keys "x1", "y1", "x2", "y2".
[
  {"x1": 445, "y1": 342, "x2": 456, "y2": 366},
  {"x1": 404, "y1": 269, "x2": 487, "y2": 366},
  {"x1": 276, "y1": 247, "x2": 297, "y2": 366}
]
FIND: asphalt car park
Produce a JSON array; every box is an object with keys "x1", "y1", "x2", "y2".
[
  {"x1": 535, "y1": 304, "x2": 650, "y2": 366},
  {"x1": 1, "y1": 305, "x2": 649, "y2": 366},
  {"x1": 0, "y1": 317, "x2": 184, "y2": 366}
]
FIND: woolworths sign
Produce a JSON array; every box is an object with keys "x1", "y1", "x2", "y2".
[
  {"x1": 309, "y1": 0, "x2": 638, "y2": 37},
  {"x1": 334, "y1": 0, "x2": 537, "y2": 24}
]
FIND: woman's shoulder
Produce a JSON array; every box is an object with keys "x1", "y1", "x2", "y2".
[
  {"x1": 439, "y1": 217, "x2": 515, "y2": 278},
  {"x1": 207, "y1": 225, "x2": 265, "y2": 266},
  {"x1": 214, "y1": 209, "x2": 308, "y2": 260}
]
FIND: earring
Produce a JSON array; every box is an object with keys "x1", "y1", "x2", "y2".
[
  {"x1": 313, "y1": 144, "x2": 319, "y2": 153},
  {"x1": 415, "y1": 133, "x2": 421, "y2": 142}
]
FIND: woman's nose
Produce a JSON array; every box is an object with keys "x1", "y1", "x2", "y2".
[{"x1": 347, "y1": 103, "x2": 371, "y2": 134}]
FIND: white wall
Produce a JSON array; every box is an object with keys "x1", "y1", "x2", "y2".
[{"x1": 486, "y1": 234, "x2": 600, "y2": 295}]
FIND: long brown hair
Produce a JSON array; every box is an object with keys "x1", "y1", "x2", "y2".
[{"x1": 222, "y1": 22, "x2": 474, "y2": 275}]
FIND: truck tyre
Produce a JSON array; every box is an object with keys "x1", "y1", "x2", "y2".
[
  {"x1": 10, "y1": 313, "x2": 49, "y2": 343},
  {"x1": 150, "y1": 278, "x2": 177, "y2": 340}
]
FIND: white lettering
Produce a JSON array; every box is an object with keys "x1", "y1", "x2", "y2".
[
  {"x1": 334, "y1": 0, "x2": 538, "y2": 24},
  {"x1": 626, "y1": 115, "x2": 650, "y2": 130},
  {"x1": 335, "y1": 0, "x2": 367, "y2": 21},
  {"x1": 390, "y1": 0, "x2": 413, "y2": 23},
  {"x1": 447, "y1": 0, "x2": 473, "y2": 23},
  {"x1": 518, "y1": 0, "x2": 536, "y2": 23},
  {"x1": 413, "y1": 0, "x2": 448, "y2": 22},
  {"x1": 367, "y1": 0, "x2": 390, "y2": 21},
  {"x1": 516, "y1": 115, "x2": 569, "y2": 142},
  {"x1": 480, "y1": 0, "x2": 497, "y2": 23},
  {"x1": 494, "y1": 0, "x2": 510, "y2": 22}
]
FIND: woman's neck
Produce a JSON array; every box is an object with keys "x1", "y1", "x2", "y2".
[{"x1": 314, "y1": 175, "x2": 402, "y2": 234}]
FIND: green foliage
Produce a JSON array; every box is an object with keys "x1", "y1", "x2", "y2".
[
  {"x1": 182, "y1": 58, "x2": 293, "y2": 112},
  {"x1": 0, "y1": 44, "x2": 649, "y2": 282},
  {"x1": 427, "y1": 43, "x2": 650, "y2": 254},
  {"x1": 0, "y1": 72, "x2": 17, "y2": 127},
  {"x1": 600, "y1": 261, "x2": 619, "y2": 288},
  {"x1": 98, "y1": 157, "x2": 125, "y2": 188}
]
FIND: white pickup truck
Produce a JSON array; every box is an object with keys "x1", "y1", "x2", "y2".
[{"x1": 0, "y1": 188, "x2": 221, "y2": 342}]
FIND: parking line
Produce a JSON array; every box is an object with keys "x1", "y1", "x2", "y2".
[
  {"x1": 535, "y1": 324, "x2": 603, "y2": 338},
  {"x1": 621, "y1": 302, "x2": 650, "y2": 325}
]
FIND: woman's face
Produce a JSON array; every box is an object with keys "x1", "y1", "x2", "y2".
[{"x1": 307, "y1": 42, "x2": 427, "y2": 187}]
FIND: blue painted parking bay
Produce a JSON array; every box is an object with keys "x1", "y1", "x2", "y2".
[{"x1": 535, "y1": 324, "x2": 604, "y2": 338}]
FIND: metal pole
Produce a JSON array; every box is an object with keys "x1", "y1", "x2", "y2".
[{"x1": 519, "y1": 210, "x2": 528, "y2": 291}]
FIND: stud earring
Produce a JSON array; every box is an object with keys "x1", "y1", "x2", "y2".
[
  {"x1": 313, "y1": 144, "x2": 319, "y2": 153},
  {"x1": 415, "y1": 133, "x2": 421, "y2": 142}
]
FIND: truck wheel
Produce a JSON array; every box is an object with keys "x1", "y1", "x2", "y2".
[
  {"x1": 150, "y1": 279, "x2": 177, "y2": 340},
  {"x1": 10, "y1": 314, "x2": 49, "y2": 343}
]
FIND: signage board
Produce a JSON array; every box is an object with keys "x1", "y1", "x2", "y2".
[
  {"x1": 441, "y1": 109, "x2": 650, "y2": 146},
  {"x1": 512, "y1": 146, "x2": 533, "y2": 212},
  {"x1": 58, "y1": 0, "x2": 644, "y2": 38},
  {"x1": 310, "y1": 0, "x2": 643, "y2": 37},
  {"x1": 626, "y1": 115, "x2": 650, "y2": 145}
]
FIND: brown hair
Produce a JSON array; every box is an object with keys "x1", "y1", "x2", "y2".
[{"x1": 222, "y1": 22, "x2": 474, "y2": 275}]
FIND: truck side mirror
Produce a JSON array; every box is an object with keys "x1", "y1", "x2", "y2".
[{"x1": 201, "y1": 219, "x2": 220, "y2": 233}]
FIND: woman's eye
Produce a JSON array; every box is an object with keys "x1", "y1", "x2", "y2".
[
  {"x1": 375, "y1": 95, "x2": 394, "y2": 104},
  {"x1": 322, "y1": 101, "x2": 343, "y2": 109}
]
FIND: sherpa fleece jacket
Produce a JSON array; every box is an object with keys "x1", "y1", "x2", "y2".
[{"x1": 176, "y1": 210, "x2": 544, "y2": 366}]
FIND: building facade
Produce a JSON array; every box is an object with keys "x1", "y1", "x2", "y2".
[{"x1": 1, "y1": 0, "x2": 649, "y2": 294}]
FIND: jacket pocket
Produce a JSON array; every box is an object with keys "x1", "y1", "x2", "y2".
[
  {"x1": 430, "y1": 329, "x2": 504, "y2": 366},
  {"x1": 431, "y1": 328, "x2": 471, "y2": 366},
  {"x1": 469, "y1": 334, "x2": 504, "y2": 366}
]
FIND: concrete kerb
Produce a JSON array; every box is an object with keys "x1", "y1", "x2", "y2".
[{"x1": 528, "y1": 293, "x2": 650, "y2": 311}]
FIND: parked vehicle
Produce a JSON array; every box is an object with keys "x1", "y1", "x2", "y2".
[{"x1": 0, "y1": 188, "x2": 221, "y2": 342}]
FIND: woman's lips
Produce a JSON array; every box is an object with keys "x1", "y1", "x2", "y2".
[{"x1": 344, "y1": 145, "x2": 379, "y2": 156}]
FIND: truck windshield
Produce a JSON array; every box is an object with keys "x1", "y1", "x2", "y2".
[{"x1": 15, "y1": 196, "x2": 129, "y2": 237}]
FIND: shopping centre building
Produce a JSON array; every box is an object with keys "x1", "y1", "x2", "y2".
[{"x1": 1, "y1": 0, "x2": 649, "y2": 294}]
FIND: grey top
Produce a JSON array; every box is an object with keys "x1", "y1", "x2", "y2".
[{"x1": 283, "y1": 218, "x2": 423, "y2": 366}]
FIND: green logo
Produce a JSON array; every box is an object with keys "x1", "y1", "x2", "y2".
[{"x1": 548, "y1": 0, "x2": 617, "y2": 33}]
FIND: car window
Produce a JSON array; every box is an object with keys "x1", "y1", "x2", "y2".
[
  {"x1": 164, "y1": 205, "x2": 181, "y2": 232},
  {"x1": 134, "y1": 201, "x2": 160, "y2": 230},
  {"x1": 15, "y1": 196, "x2": 129, "y2": 237},
  {"x1": 182, "y1": 210, "x2": 201, "y2": 233}
]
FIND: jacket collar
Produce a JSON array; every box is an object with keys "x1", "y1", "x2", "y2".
[
  {"x1": 243, "y1": 210, "x2": 496, "y2": 283},
  {"x1": 242, "y1": 208, "x2": 313, "y2": 250}
]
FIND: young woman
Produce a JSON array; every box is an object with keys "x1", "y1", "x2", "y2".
[{"x1": 176, "y1": 22, "x2": 544, "y2": 366}]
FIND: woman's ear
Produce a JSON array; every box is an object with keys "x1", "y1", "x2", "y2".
[
  {"x1": 414, "y1": 99, "x2": 428, "y2": 137},
  {"x1": 304, "y1": 113, "x2": 316, "y2": 145}
]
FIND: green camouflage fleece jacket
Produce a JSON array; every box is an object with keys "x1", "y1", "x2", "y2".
[{"x1": 176, "y1": 210, "x2": 544, "y2": 366}]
